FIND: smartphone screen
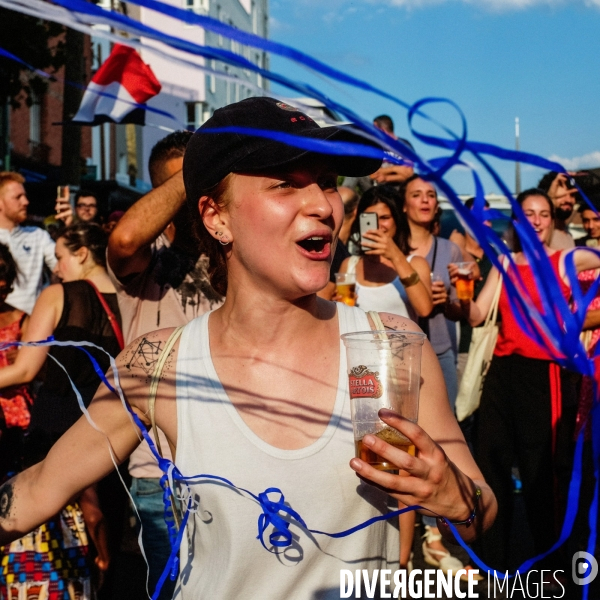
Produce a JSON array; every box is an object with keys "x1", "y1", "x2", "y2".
[{"x1": 359, "y1": 212, "x2": 378, "y2": 252}]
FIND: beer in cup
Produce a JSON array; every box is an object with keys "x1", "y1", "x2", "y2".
[
  {"x1": 455, "y1": 261, "x2": 475, "y2": 301},
  {"x1": 335, "y1": 272, "x2": 356, "y2": 307}
]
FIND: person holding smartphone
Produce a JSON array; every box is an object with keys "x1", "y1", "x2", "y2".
[
  {"x1": 338, "y1": 185, "x2": 432, "y2": 322},
  {"x1": 396, "y1": 175, "x2": 481, "y2": 579},
  {"x1": 55, "y1": 187, "x2": 100, "y2": 226}
]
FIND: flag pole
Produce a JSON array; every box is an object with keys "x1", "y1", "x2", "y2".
[
  {"x1": 97, "y1": 44, "x2": 107, "y2": 181},
  {"x1": 515, "y1": 117, "x2": 521, "y2": 195}
]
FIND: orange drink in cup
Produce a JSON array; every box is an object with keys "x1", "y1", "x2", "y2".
[
  {"x1": 455, "y1": 261, "x2": 475, "y2": 301},
  {"x1": 335, "y1": 273, "x2": 356, "y2": 306}
]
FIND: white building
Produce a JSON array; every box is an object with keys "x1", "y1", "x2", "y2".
[{"x1": 90, "y1": 0, "x2": 269, "y2": 188}]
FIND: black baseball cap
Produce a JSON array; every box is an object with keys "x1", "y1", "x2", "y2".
[{"x1": 183, "y1": 97, "x2": 382, "y2": 203}]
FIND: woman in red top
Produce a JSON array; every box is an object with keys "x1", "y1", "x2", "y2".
[
  {"x1": 0, "y1": 243, "x2": 31, "y2": 481},
  {"x1": 461, "y1": 188, "x2": 598, "y2": 572}
]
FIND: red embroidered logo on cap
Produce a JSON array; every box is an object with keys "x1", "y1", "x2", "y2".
[{"x1": 276, "y1": 101, "x2": 300, "y2": 112}]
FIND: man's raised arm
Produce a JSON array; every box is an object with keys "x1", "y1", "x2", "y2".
[{"x1": 107, "y1": 170, "x2": 186, "y2": 279}]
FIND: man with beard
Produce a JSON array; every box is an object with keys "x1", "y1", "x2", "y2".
[
  {"x1": 538, "y1": 171, "x2": 577, "y2": 249},
  {"x1": 107, "y1": 130, "x2": 222, "y2": 598},
  {"x1": 0, "y1": 172, "x2": 56, "y2": 314}
]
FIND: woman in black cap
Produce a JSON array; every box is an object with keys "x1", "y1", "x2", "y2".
[{"x1": 0, "y1": 98, "x2": 496, "y2": 598}]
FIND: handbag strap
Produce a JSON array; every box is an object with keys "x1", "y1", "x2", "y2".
[
  {"x1": 85, "y1": 279, "x2": 124, "y2": 350},
  {"x1": 430, "y1": 236, "x2": 439, "y2": 272},
  {"x1": 483, "y1": 257, "x2": 507, "y2": 328},
  {"x1": 148, "y1": 326, "x2": 185, "y2": 457}
]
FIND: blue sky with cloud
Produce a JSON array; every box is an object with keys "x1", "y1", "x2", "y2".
[{"x1": 269, "y1": 0, "x2": 600, "y2": 194}]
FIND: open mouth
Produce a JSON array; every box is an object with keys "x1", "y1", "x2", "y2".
[{"x1": 296, "y1": 234, "x2": 332, "y2": 257}]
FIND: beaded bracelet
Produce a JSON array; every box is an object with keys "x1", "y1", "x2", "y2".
[{"x1": 438, "y1": 486, "x2": 482, "y2": 529}]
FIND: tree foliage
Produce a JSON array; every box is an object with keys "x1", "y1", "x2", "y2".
[{"x1": 0, "y1": 9, "x2": 66, "y2": 108}]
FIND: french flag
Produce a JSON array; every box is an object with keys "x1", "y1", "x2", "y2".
[{"x1": 72, "y1": 44, "x2": 161, "y2": 125}]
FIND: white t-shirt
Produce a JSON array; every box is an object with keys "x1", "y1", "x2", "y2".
[{"x1": 0, "y1": 225, "x2": 56, "y2": 314}]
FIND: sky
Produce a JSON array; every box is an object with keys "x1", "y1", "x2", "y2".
[{"x1": 267, "y1": 0, "x2": 600, "y2": 195}]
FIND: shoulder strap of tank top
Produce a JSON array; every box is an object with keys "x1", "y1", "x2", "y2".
[
  {"x1": 367, "y1": 310, "x2": 385, "y2": 331},
  {"x1": 147, "y1": 325, "x2": 185, "y2": 530},
  {"x1": 148, "y1": 326, "x2": 185, "y2": 458}
]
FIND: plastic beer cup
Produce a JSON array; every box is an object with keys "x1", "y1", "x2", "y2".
[
  {"x1": 455, "y1": 261, "x2": 475, "y2": 301},
  {"x1": 335, "y1": 272, "x2": 356, "y2": 307},
  {"x1": 341, "y1": 330, "x2": 425, "y2": 471}
]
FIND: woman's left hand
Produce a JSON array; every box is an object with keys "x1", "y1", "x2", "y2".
[
  {"x1": 361, "y1": 229, "x2": 402, "y2": 262},
  {"x1": 350, "y1": 409, "x2": 476, "y2": 522},
  {"x1": 431, "y1": 279, "x2": 448, "y2": 306}
]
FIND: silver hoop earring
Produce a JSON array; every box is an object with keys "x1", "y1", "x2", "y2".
[{"x1": 219, "y1": 238, "x2": 229, "y2": 246}]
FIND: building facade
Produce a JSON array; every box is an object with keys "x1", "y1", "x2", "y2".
[
  {"x1": 5, "y1": 0, "x2": 269, "y2": 209},
  {"x1": 92, "y1": 0, "x2": 269, "y2": 186}
]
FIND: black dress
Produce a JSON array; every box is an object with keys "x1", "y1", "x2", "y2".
[
  {"x1": 28, "y1": 279, "x2": 122, "y2": 441},
  {"x1": 24, "y1": 280, "x2": 128, "y2": 599}
]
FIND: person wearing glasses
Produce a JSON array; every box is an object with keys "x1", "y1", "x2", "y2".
[
  {"x1": 74, "y1": 191, "x2": 99, "y2": 224},
  {"x1": 56, "y1": 189, "x2": 100, "y2": 227}
]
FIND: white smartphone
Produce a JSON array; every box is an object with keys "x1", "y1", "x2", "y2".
[{"x1": 359, "y1": 212, "x2": 378, "y2": 252}]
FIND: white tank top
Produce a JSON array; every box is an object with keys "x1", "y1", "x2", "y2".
[
  {"x1": 174, "y1": 304, "x2": 399, "y2": 599},
  {"x1": 348, "y1": 255, "x2": 415, "y2": 321}
]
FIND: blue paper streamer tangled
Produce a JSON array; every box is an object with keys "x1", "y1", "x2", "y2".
[{"x1": 1, "y1": 1, "x2": 599, "y2": 598}]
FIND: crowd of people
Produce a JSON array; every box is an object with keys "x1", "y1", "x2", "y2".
[{"x1": 0, "y1": 98, "x2": 597, "y2": 599}]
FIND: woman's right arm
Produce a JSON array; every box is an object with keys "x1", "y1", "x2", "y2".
[
  {"x1": 0, "y1": 329, "x2": 178, "y2": 546},
  {"x1": 0, "y1": 285, "x2": 63, "y2": 389}
]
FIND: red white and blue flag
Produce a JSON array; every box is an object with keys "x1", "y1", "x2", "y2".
[{"x1": 72, "y1": 44, "x2": 161, "y2": 125}]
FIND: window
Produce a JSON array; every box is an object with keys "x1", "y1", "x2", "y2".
[
  {"x1": 252, "y1": 2, "x2": 258, "y2": 34},
  {"x1": 229, "y1": 21, "x2": 239, "y2": 54},
  {"x1": 255, "y1": 54, "x2": 263, "y2": 89},
  {"x1": 184, "y1": 0, "x2": 209, "y2": 13},
  {"x1": 185, "y1": 101, "x2": 210, "y2": 131},
  {"x1": 29, "y1": 92, "x2": 41, "y2": 145},
  {"x1": 205, "y1": 59, "x2": 216, "y2": 95}
]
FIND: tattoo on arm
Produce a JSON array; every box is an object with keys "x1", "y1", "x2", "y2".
[
  {"x1": 125, "y1": 338, "x2": 163, "y2": 380},
  {"x1": 0, "y1": 481, "x2": 14, "y2": 520}
]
